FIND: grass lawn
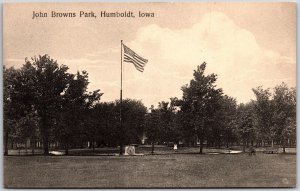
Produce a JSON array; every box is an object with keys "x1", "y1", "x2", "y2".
[{"x1": 4, "y1": 152, "x2": 296, "y2": 188}]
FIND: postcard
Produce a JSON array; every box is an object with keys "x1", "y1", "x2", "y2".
[{"x1": 3, "y1": 2, "x2": 296, "y2": 188}]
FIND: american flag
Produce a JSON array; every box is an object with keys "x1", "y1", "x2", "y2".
[{"x1": 123, "y1": 44, "x2": 148, "y2": 72}]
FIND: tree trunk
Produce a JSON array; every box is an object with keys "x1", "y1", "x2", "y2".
[
  {"x1": 31, "y1": 140, "x2": 34, "y2": 155},
  {"x1": 271, "y1": 139, "x2": 274, "y2": 148},
  {"x1": 199, "y1": 138, "x2": 204, "y2": 154},
  {"x1": 43, "y1": 137, "x2": 49, "y2": 155},
  {"x1": 25, "y1": 141, "x2": 28, "y2": 154},
  {"x1": 243, "y1": 140, "x2": 246, "y2": 152},
  {"x1": 151, "y1": 142, "x2": 154, "y2": 154},
  {"x1": 41, "y1": 112, "x2": 50, "y2": 155},
  {"x1": 282, "y1": 139, "x2": 286, "y2": 153},
  {"x1": 119, "y1": 144, "x2": 123, "y2": 155},
  {"x1": 65, "y1": 142, "x2": 69, "y2": 155},
  {"x1": 92, "y1": 141, "x2": 95, "y2": 153},
  {"x1": 32, "y1": 146, "x2": 35, "y2": 155},
  {"x1": 4, "y1": 131, "x2": 8, "y2": 156}
]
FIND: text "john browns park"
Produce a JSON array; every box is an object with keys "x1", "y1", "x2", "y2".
[{"x1": 32, "y1": 11, "x2": 155, "y2": 19}]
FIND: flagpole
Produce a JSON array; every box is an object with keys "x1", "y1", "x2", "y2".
[{"x1": 120, "y1": 40, "x2": 123, "y2": 155}]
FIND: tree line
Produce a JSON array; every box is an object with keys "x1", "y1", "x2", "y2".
[
  {"x1": 145, "y1": 63, "x2": 296, "y2": 153},
  {"x1": 4, "y1": 55, "x2": 296, "y2": 155}
]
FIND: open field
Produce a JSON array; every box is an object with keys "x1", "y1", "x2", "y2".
[{"x1": 4, "y1": 152, "x2": 296, "y2": 188}]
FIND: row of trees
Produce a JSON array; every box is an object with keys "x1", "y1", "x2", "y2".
[
  {"x1": 4, "y1": 55, "x2": 296, "y2": 155},
  {"x1": 145, "y1": 63, "x2": 296, "y2": 153},
  {"x1": 4, "y1": 55, "x2": 147, "y2": 155}
]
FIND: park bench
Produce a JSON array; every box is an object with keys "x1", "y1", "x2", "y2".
[{"x1": 265, "y1": 147, "x2": 279, "y2": 154}]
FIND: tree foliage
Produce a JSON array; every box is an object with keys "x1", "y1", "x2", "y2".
[
  {"x1": 180, "y1": 62, "x2": 223, "y2": 153},
  {"x1": 4, "y1": 55, "x2": 102, "y2": 155},
  {"x1": 252, "y1": 83, "x2": 296, "y2": 151},
  {"x1": 4, "y1": 57, "x2": 296, "y2": 155}
]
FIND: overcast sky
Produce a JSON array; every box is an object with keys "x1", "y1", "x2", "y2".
[{"x1": 4, "y1": 2, "x2": 296, "y2": 108}]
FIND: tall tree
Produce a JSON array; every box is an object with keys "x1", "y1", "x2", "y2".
[
  {"x1": 3, "y1": 67, "x2": 20, "y2": 155},
  {"x1": 55, "y1": 71, "x2": 102, "y2": 155},
  {"x1": 212, "y1": 95, "x2": 237, "y2": 148},
  {"x1": 235, "y1": 102, "x2": 257, "y2": 151},
  {"x1": 252, "y1": 86, "x2": 274, "y2": 146},
  {"x1": 4, "y1": 55, "x2": 102, "y2": 155},
  {"x1": 4, "y1": 66, "x2": 40, "y2": 154},
  {"x1": 180, "y1": 62, "x2": 223, "y2": 154},
  {"x1": 252, "y1": 83, "x2": 296, "y2": 150},
  {"x1": 272, "y1": 83, "x2": 296, "y2": 153},
  {"x1": 144, "y1": 105, "x2": 162, "y2": 154},
  {"x1": 21, "y1": 55, "x2": 71, "y2": 155},
  {"x1": 144, "y1": 99, "x2": 182, "y2": 153},
  {"x1": 158, "y1": 100, "x2": 182, "y2": 144}
]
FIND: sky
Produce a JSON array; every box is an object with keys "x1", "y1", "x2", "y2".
[{"x1": 4, "y1": 2, "x2": 296, "y2": 108}]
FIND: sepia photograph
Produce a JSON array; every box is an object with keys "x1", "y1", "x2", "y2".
[{"x1": 3, "y1": 2, "x2": 296, "y2": 188}]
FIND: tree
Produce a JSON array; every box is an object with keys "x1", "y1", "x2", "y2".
[
  {"x1": 252, "y1": 83, "x2": 296, "y2": 151},
  {"x1": 252, "y1": 86, "x2": 274, "y2": 146},
  {"x1": 4, "y1": 66, "x2": 40, "y2": 155},
  {"x1": 12, "y1": 55, "x2": 101, "y2": 155},
  {"x1": 84, "y1": 101, "x2": 116, "y2": 151},
  {"x1": 20, "y1": 55, "x2": 71, "y2": 155},
  {"x1": 235, "y1": 102, "x2": 257, "y2": 151},
  {"x1": 144, "y1": 99, "x2": 181, "y2": 153},
  {"x1": 13, "y1": 55, "x2": 100, "y2": 155},
  {"x1": 156, "y1": 101, "x2": 179, "y2": 143},
  {"x1": 180, "y1": 62, "x2": 223, "y2": 154},
  {"x1": 144, "y1": 105, "x2": 162, "y2": 154},
  {"x1": 211, "y1": 95, "x2": 237, "y2": 148},
  {"x1": 94, "y1": 102, "x2": 119, "y2": 147},
  {"x1": 5, "y1": 55, "x2": 102, "y2": 155},
  {"x1": 55, "y1": 71, "x2": 102, "y2": 155},
  {"x1": 14, "y1": 111, "x2": 39, "y2": 153},
  {"x1": 116, "y1": 99, "x2": 147, "y2": 155},
  {"x1": 272, "y1": 83, "x2": 296, "y2": 153},
  {"x1": 4, "y1": 67, "x2": 20, "y2": 155}
]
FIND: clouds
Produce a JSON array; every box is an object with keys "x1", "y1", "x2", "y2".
[{"x1": 124, "y1": 11, "x2": 295, "y2": 106}]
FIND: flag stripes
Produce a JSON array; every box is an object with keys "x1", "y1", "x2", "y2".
[{"x1": 123, "y1": 44, "x2": 148, "y2": 72}]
